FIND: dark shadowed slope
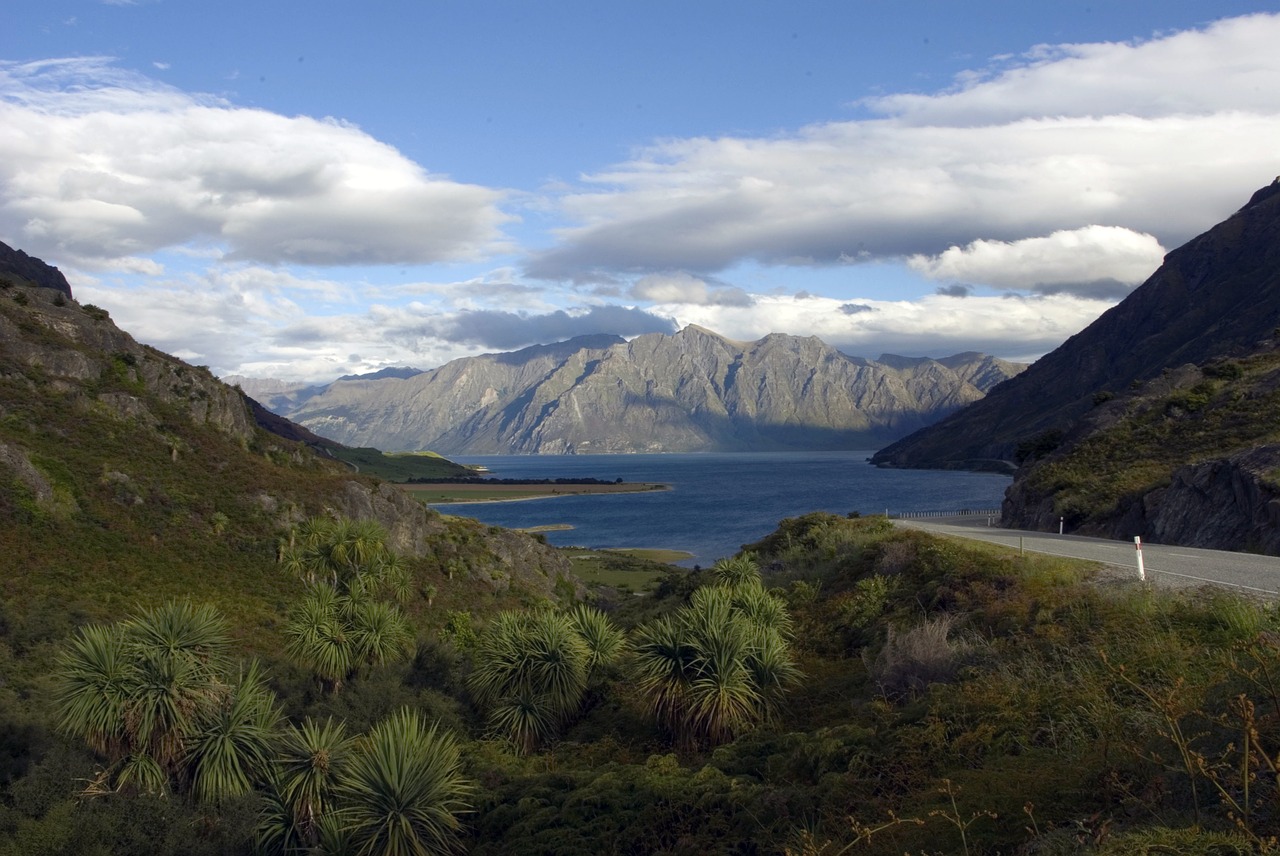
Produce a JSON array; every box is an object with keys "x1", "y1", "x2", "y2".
[{"x1": 872, "y1": 178, "x2": 1280, "y2": 472}]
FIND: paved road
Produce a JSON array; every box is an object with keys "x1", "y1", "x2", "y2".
[{"x1": 893, "y1": 515, "x2": 1280, "y2": 597}]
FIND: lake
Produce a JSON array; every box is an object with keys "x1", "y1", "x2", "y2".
[{"x1": 436, "y1": 452, "x2": 1010, "y2": 567}]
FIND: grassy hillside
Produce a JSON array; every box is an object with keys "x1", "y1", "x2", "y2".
[{"x1": 1006, "y1": 346, "x2": 1280, "y2": 546}]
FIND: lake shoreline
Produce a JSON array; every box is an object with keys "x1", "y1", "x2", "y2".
[{"x1": 399, "y1": 481, "x2": 670, "y2": 505}]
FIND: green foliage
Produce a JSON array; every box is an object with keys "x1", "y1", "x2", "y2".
[
  {"x1": 1028, "y1": 351, "x2": 1280, "y2": 528},
  {"x1": 1015, "y1": 428, "x2": 1064, "y2": 464},
  {"x1": 1203, "y1": 358, "x2": 1246, "y2": 380},
  {"x1": 1164, "y1": 379, "x2": 1216, "y2": 415},
  {"x1": 440, "y1": 611, "x2": 478, "y2": 652},
  {"x1": 257, "y1": 717, "x2": 352, "y2": 852},
  {"x1": 280, "y1": 519, "x2": 415, "y2": 693},
  {"x1": 54, "y1": 601, "x2": 281, "y2": 803},
  {"x1": 329, "y1": 708, "x2": 471, "y2": 855},
  {"x1": 631, "y1": 582, "x2": 800, "y2": 749},
  {"x1": 711, "y1": 553, "x2": 761, "y2": 590},
  {"x1": 325, "y1": 446, "x2": 472, "y2": 481},
  {"x1": 468, "y1": 609, "x2": 603, "y2": 753}
]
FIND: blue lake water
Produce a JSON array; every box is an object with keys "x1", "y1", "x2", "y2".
[{"x1": 437, "y1": 452, "x2": 1010, "y2": 567}]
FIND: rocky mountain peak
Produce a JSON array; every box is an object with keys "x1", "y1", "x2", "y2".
[
  {"x1": 0, "y1": 240, "x2": 74, "y2": 299},
  {"x1": 274, "y1": 328, "x2": 1025, "y2": 454}
]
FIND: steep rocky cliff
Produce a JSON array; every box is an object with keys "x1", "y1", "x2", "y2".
[
  {"x1": 279, "y1": 326, "x2": 1023, "y2": 454},
  {"x1": 873, "y1": 178, "x2": 1280, "y2": 472}
]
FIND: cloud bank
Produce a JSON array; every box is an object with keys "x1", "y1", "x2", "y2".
[
  {"x1": 529, "y1": 14, "x2": 1280, "y2": 289},
  {"x1": 0, "y1": 58, "x2": 512, "y2": 269},
  {"x1": 7, "y1": 15, "x2": 1280, "y2": 382}
]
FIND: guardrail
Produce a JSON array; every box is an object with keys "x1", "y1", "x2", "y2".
[{"x1": 889, "y1": 509, "x2": 1001, "y2": 519}]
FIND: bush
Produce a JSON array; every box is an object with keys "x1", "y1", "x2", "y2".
[{"x1": 867, "y1": 614, "x2": 973, "y2": 698}]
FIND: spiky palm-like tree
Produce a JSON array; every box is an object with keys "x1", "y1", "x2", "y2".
[
  {"x1": 283, "y1": 516, "x2": 396, "y2": 594},
  {"x1": 332, "y1": 708, "x2": 472, "y2": 855},
  {"x1": 125, "y1": 600, "x2": 232, "y2": 669},
  {"x1": 55, "y1": 623, "x2": 131, "y2": 760},
  {"x1": 711, "y1": 553, "x2": 762, "y2": 591},
  {"x1": 632, "y1": 581, "x2": 801, "y2": 749},
  {"x1": 348, "y1": 599, "x2": 414, "y2": 671},
  {"x1": 55, "y1": 601, "x2": 281, "y2": 801},
  {"x1": 284, "y1": 584, "x2": 355, "y2": 694},
  {"x1": 257, "y1": 717, "x2": 353, "y2": 853},
  {"x1": 568, "y1": 604, "x2": 627, "y2": 681},
  {"x1": 731, "y1": 582, "x2": 794, "y2": 638},
  {"x1": 187, "y1": 660, "x2": 282, "y2": 803},
  {"x1": 468, "y1": 610, "x2": 591, "y2": 753},
  {"x1": 280, "y1": 517, "x2": 416, "y2": 694}
]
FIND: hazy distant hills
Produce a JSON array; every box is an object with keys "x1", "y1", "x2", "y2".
[{"x1": 253, "y1": 326, "x2": 1025, "y2": 454}]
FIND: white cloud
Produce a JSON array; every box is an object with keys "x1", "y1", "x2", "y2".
[
  {"x1": 865, "y1": 14, "x2": 1280, "y2": 124},
  {"x1": 631, "y1": 272, "x2": 753, "y2": 306},
  {"x1": 74, "y1": 264, "x2": 675, "y2": 382},
  {"x1": 0, "y1": 58, "x2": 513, "y2": 268},
  {"x1": 907, "y1": 225, "x2": 1166, "y2": 297},
  {"x1": 527, "y1": 14, "x2": 1280, "y2": 283},
  {"x1": 649, "y1": 292, "x2": 1113, "y2": 364}
]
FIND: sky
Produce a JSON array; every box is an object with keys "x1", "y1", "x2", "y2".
[{"x1": 3, "y1": 1, "x2": 1279, "y2": 383}]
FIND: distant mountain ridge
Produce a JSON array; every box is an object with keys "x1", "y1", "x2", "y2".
[{"x1": 267, "y1": 326, "x2": 1025, "y2": 454}]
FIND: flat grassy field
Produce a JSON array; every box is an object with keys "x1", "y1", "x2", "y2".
[{"x1": 563, "y1": 547, "x2": 693, "y2": 592}]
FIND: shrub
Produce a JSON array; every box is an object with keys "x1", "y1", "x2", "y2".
[
  {"x1": 867, "y1": 613, "x2": 973, "y2": 698},
  {"x1": 1015, "y1": 430, "x2": 1063, "y2": 464},
  {"x1": 1203, "y1": 359, "x2": 1245, "y2": 381}
]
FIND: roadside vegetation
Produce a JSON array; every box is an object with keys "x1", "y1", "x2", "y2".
[{"x1": 7, "y1": 505, "x2": 1280, "y2": 853}]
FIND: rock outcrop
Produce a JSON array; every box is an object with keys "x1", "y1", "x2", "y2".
[
  {"x1": 277, "y1": 326, "x2": 1024, "y2": 454},
  {"x1": 0, "y1": 239, "x2": 73, "y2": 299},
  {"x1": 0, "y1": 281, "x2": 258, "y2": 442}
]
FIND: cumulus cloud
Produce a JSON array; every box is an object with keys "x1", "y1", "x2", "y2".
[
  {"x1": 908, "y1": 225, "x2": 1165, "y2": 298},
  {"x1": 864, "y1": 14, "x2": 1280, "y2": 125},
  {"x1": 526, "y1": 14, "x2": 1280, "y2": 284},
  {"x1": 631, "y1": 271, "x2": 753, "y2": 306},
  {"x1": 935, "y1": 284, "x2": 973, "y2": 298},
  {"x1": 0, "y1": 58, "x2": 513, "y2": 268}
]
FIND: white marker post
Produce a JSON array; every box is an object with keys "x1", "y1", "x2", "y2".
[
  {"x1": 1134, "y1": 536, "x2": 1146, "y2": 582},
  {"x1": 1059, "y1": 517, "x2": 1064, "y2": 535}
]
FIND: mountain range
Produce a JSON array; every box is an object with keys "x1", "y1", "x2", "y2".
[{"x1": 244, "y1": 328, "x2": 1024, "y2": 454}]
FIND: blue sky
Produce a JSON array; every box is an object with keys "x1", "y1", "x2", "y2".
[{"x1": 3, "y1": 1, "x2": 1279, "y2": 381}]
